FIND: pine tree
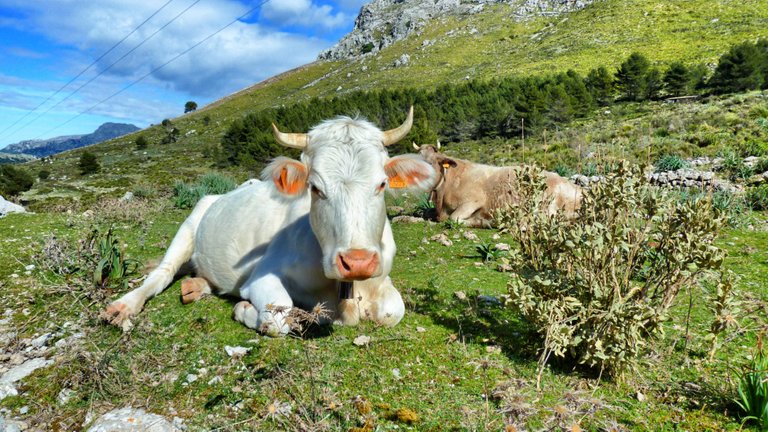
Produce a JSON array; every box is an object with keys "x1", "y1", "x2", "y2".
[
  {"x1": 585, "y1": 66, "x2": 615, "y2": 105},
  {"x1": 709, "y1": 41, "x2": 763, "y2": 93},
  {"x1": 663, "y1": 62, "x2": 690, "y2": 97},
  {"x1": 615, "y1": 52, "x2": 651, "y2": 101}
]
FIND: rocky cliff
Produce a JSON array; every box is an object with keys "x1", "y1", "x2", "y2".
[{"x1": 319, "y1": 0, "x2": 596, "y2": 60}]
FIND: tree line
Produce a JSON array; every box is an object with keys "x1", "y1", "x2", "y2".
[{"x1": 218, "y1": 38, "x2": 768, "y2": 171}]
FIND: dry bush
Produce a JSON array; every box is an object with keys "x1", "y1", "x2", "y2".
[{"x1": 497, "y1": 162, "x2": 733, "y2": 377}]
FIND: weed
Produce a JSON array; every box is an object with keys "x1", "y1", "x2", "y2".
[
  {"x1": 414, "y1": 192, "x2": 435, "y2": 217},
  {"x1": 747, "y1": 185, "x2": 768, "y2": 211},
  {"x1": 87, "y1": 226, "x2": 140, "y2": 289},
  {"x1": 443, "y1": 218, "x2": 463, "y2": 230},
  {"x1": 735, "y1": 337, "x2": 768, "y2": 430},
  {"x1": 476, "y1": 243, "x2": 502, "y2": 262}
]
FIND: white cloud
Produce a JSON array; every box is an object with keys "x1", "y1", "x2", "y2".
[
  {"x1": 260, "y1": 0, "x2": 348, "y2": 29},
  {"x1": 0, "y1": 0, "x2": 337, "y2": 97}
]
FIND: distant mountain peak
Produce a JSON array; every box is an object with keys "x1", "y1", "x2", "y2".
[
  {"x1": 319, "y1": 0, "x2": 595, "y2": 61},
  {"x1": 3, "y1": 122, "x2": 140, "y2": 158}
]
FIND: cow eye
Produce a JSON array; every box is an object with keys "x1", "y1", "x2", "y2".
[
  {"x1": 311, "y1": 184, "x2": 326, "y2": 199},
  {"x1": 376, "y1": 180, "x2": 387, "y2": 194}
]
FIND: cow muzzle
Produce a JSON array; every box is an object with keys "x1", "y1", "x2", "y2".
[{"x1": 336, "y1": 249, "x2": 380, "y2": 280}]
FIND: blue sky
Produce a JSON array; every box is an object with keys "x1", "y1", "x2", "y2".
[{"x1": 0, "y1": 0, "x2": 367, "y2": 149}]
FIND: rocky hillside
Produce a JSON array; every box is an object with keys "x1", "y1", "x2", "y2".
[
  {"x1": 0, "y1": 153, "x2": 36, "y2": 165},
  {"x1": 4, "y1": 122, "x2": 139, "y2": 158},
  {"x1": 320, "y1": 0, "x2": 596, "y2": 60}
]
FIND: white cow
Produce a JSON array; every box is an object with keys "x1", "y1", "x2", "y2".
[{"x1": 103, "y1": 108, "x2": 435, "y2": 336}]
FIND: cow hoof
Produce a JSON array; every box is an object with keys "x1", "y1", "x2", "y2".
[
  {"x1": 101, "y1": 302, "x2": 136, "y2": 331},
  {"x1": 181, "y1": 278, "x2": 211, "y2": 304},
  {"x1": 233, "y1": 301, "x2": 259, "y2": 329}
]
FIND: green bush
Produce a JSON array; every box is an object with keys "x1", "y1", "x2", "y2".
[
  {"x1": 173, "y1": 182, "x2": 205, "y2": 209},
  {"x1": 719, "y1": 148, "x2": 753, "y2": 181},
  {"x1": 0, "y1": 165, "x2": 34, "y2": 196},
  {"x1": 198, "y1": 173, "x2": 236, "y2": 195},
  {"x1": 173, "y1": 173, "x2": 236, "y2": 209},
  {"x1": 78, "y1": 151, "x2": 100, "y2": 175},
  {"x1": 497, "y1": 162, "x2": 728, "y2": 375},
  {"x1": 135, "y1": 136, "x2": 148, "y2": 150},
  {"x1": 38, "y1": 169, "x2": 51, "y2": 180},
  {"x1": 746, "y1": 185, "x2": 768, "y2": 211},
  {"x1": 654, "y1": 154, "x2": 689, "y2": 172},
  {"x1": 132, "y1": 186, "x2": 157, "y2": 199}
]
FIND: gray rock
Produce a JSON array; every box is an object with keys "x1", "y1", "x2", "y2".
[
  {"x1": 392, "y1": 215, "x2": 425, "y2": 224},
  {"x1": 0, "y1": 415, "x2": 24, "y2": 432},
  {"x1": 119, "y1": 192, "x2": 134, "y2": 202},
  {"x1": 393, "y1": 53, "x2": 410, "y2": 67},
  {"x1": 86, "y1": 408, "x2": 181, "y2": 432},
  {"x1": 0, "y1": 196, "x2": 25, "y2": 217},
  {"x1": 0, "y1": 358, "x2": 53, "y2": 385}
]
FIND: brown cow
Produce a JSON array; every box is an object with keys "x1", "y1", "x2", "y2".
[{"x1": 414, "y1": 143, "x2": 582, "y2": 228}]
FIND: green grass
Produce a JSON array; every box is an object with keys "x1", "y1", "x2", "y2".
[{"x1": 1, "y1": 204, "x2": 766, "y2": 430}]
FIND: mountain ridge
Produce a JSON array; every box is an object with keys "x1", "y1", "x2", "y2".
[{"x1": 4, "y1": 122, "x2": 140, "y2": 158}]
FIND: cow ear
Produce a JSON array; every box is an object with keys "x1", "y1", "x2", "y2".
[
  {"x1": 262, "y1": 157, "x2": 308, "y2": 196},
  {"x1": 385, "y1": 154, "x2": 436, "y2": 191},
  {"x1": 437, "y1": 157, "x2": 457, "y2": 169}
]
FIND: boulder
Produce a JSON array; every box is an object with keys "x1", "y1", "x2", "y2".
[{"x1": 0, "y1": 195, "x2": 25, "y2": 217}]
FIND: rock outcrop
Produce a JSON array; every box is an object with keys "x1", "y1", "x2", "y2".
[
  {"x1": 0, "y1": 196, "x2": 25, "y2": 218},
  {"x1": 319, "y1": 0, "x2": 596, "y2": 60}
]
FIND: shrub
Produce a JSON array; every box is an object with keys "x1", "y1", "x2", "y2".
[
  {"x1": 198, "y1": 173, "x2": 236, "y2": 195},
  {"x1": 132, "y1": 185, "x2": 157, "y2": 199},
  {"x1": 172, "y1": 173, "x2": 236, "y2": 209},
  {"x1": 173, "y1": 182, "x2": 205, "y2": 209},
  {"x1": 38, "y1": 169, "x2": 51, "y2": 180},
  {"x1": 78, "y1": 151, "x2": 100, "y2": 175},
  {"x1": 0, "y1": 165, "x2": 34, "y2": 196},
  {"x1": 746, "y1": 184, "x2": 768, "y2": 211},
  {"x1": 135, "y1": 136, "x2": 148, "y2": 150},
  {"x1": 654, "y1": 154, "x2": 689, "y2": 172},
  {"x1": 735, "y1": 339, "x2": 768, "y2": 430},
  {"x1": 719, "y1": 148, "x2": 753, "y2": 181},
  {"x1": 497, "y1": 162, "x2": 728, "y2": 376}
]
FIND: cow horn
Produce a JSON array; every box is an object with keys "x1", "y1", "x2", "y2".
[
  {"x1": 436, "y1": 140, "x2": 441, "y2": 150},
  {"x1": 272, "y1": 123, "x2": 308, "y2": 149},
  {"x1": 412, "y1": 142, "x2": 420, "y2": 151},
  {"x1": 382, "y1": 106, "x2": 414, "y2": 147}
]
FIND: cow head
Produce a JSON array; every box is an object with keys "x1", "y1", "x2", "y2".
[
  {"x1": 266, "y1": 107, "x2": 436, "y2": 282},
  {"x1": 413, "y1": 142, "x2": 457, "y2": 189}
]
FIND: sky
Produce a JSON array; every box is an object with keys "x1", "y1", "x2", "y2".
[{"x1": 0, "y1": 0, "x2": 368, "y2": 149}]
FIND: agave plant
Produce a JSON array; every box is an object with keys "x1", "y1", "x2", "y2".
[{"x1": 736, "y1": 339, "x2": 768, "y2": 430}]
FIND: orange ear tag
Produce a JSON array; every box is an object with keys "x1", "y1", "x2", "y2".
[
  {"x1": 442, "y1": 163, "x2": 451, "y2": 169},
  {"x1": 388, "y1": 175, "x2": 407, "y2": 189}
]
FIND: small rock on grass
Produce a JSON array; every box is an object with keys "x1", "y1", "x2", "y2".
[
  {"x1": 86, "y1": 407, "x2": 181, "y2": 432},
  {"x1": 353, "y1": 335, "x2": 371, "y2": 346},
  {"x1": 224, "y1": 346, "x2": 250, "y2": 358}
]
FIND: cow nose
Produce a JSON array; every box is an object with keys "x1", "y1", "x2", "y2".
[{"x1": 336, "y1": 249, "x2": 380, "y2": 280}]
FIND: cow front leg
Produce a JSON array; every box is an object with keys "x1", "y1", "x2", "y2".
[
  {"x1": 448, "y1": 202, "x2": 483, "y2": 226},
  {"x1": 355, "y1": 277, "x2": 405, "y2": 327},
  {"x1": 235, "y1": 274, "x2": 293, "y2": 337}
]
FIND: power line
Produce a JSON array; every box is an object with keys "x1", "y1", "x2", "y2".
[
  {"x1": 0, "y1": 0, "x2": 175, "y2": 140},
  {"x1": 3, "y1": 0, "x2": 202, "y2": 142},
  {"x1": 33, "y1": 0, "x2": 272, "y2": 141}
]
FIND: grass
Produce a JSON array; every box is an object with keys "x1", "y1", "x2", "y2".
[{"x1": 1, "y1": 202, "x2": 767, "y2": 430}]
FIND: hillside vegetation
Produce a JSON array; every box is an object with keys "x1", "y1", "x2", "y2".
[{"x1": 2, "y1": 1, "x2": 768, "y2": 430}]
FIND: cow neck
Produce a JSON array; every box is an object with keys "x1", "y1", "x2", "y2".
[
  {"x1": 338, "y1": 281, "x2": 354, "y2": 299},
  {"x1": 432, "y1": 167, "x2": 447, "y2": 192}
]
